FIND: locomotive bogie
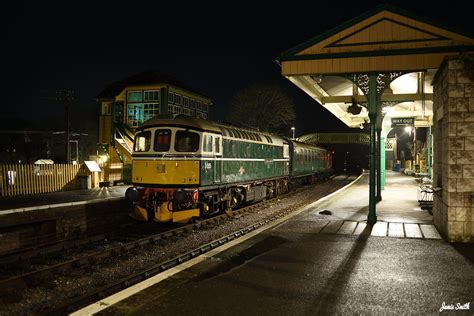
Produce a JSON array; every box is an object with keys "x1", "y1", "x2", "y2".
[{"x1": 129, "y1": 186, "x2": 200, "y2": 223}]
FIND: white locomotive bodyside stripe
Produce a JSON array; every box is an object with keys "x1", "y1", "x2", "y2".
[{"x1": 133, "y1": 157, "x2": 290, "y2": 162}]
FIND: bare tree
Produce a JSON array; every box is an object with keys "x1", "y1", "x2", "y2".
[{"x1": 227, "y1": 84, "x2": 296, "y2": 133}]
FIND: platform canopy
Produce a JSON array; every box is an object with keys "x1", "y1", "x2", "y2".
[{"x1": 278, "y1": 4, "x2": 474, "y2": 128}]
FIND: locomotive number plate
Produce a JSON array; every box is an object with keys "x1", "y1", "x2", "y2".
[{"x1": 156, "y1": 164, "x2": 165, "y2": 173}]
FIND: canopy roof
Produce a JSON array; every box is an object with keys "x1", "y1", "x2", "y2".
[{"x1": 278, "y1": 4, "x2": 474, "y2": 128}]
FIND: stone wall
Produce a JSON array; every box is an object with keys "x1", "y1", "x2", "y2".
[
  {"x1": 432, "y1": 54, "x2": 474, "y2": 242},
  {"x1": 0, "y1": 198, "x2": 130, "y2": 256}
]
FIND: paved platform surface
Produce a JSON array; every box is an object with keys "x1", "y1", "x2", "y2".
[
  {"x1": 76, "y1": 171, "x2": 474, "y2": 315},
  {"x1": 0, "y1": 185, "x2": 129, "y2": 214}
]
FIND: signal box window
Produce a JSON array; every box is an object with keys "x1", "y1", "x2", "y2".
[
  {"x1": 154, "y1": 129, "x2": 171, "y2": 152},
  {"x1": 175, "y1": 131, "x2": 200, "y2": 152},
  {"x1": 127, "y1": 104, "x2": 143, "y2": 127},
  {"x1": 127, "y1": 91, "x2": 143, "y2": 102},
  {"x1": 144, "y1": 90, "x2": 159, "y2": 101},
  {"x1": 134, "y1": 131, "x2": 151, "y2": 152}
]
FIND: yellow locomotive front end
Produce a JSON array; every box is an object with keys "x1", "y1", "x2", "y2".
[
  {"x1": 131, "y1": 159, "x2": 201, "y2": 223},
  {"x1": 132, "y1": 159, "x2": 200, "y2": 186},
  {"x1": 126, "y1": 119, "x2": 206, "y2": 223}
]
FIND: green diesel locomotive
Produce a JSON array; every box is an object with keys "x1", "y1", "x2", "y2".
[{"x1": 126, "y1": 115, "x2": 332, "y2": 222}]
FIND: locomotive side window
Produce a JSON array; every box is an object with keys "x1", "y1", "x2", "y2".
[
  {"x1": 134, "y1": 131, "x2": 151, "y2": 152},
  {"x1": 203, "y1": 135, "x2": 213, "y2": 152},
  {"x1": 215, "y1": 137, "x2": 221, "y2": 154},
  {"x1": 175, "y1": 130, "x2": 200, "y2": 152},
  {"x1": 154, "y1": 129, "x2": 171, "y2": 152}
]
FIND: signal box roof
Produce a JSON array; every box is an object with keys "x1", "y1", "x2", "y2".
[{"x1": 96, "y1": 70, "x2": 210, "y2": 100}]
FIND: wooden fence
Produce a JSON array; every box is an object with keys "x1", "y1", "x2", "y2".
[{"x1": 0, "y1": 164, "x2": 88, "y2": 197}]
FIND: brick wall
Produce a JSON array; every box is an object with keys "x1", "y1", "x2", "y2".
[{"x1": 433, "y1": 54, "x2": 474, "y2": 242}]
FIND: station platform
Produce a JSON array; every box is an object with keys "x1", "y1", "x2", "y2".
[
  {"x1": 0, "y1": 185, "x2": 130, "y2": 215},
  {"x1": 74, "y1": 171, "x2": 474, "y2": 315},
  {"x1": 0, "y1": 185, "x2": 132, "y2": 255}
]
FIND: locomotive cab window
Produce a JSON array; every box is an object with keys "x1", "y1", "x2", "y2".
[
  {"x1": 134, "y1": 131, "x2": 151, "y2": 152},
  {"x1": 175, "y1": 130, "x2": 200, "y2": 152},
  {"x1": 154, "y1": 129, "x2": 171, "y2": 152}
]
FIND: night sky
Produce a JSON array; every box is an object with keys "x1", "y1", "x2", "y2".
[{"x1": 3, "y1": 0, "x2": 473, "y2": 137}]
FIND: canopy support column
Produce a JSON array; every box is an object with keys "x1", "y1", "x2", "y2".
[
  {"x1": 368, "y1": 73, "x2": 378, "y2": 224},
  {"x1": 380, "y1": 135, "x2": 386, "y2": 191},
  {"x1": 427, "y1": 126, "x2": 432, "y2": 178},
  {"x1": 376, "y1": 128, "x2": 382, "y2": 202}
]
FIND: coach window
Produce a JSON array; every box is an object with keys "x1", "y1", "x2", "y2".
[
  {"x1": 204, "y1": 135, "x2": 213, "y2": 152},
  {"x1": 283, "y1": 144, "x2": 289, "y2": 158},
  {"x1": 175, "y1": 130, "x2": 200, "y2": 152},
  {"x1": 134, "y1": 131, "x2": 151, "y2": 152},
  {"x1": 154, "y1": 129, "x2": 171, "y2": 152},
  {"x1": 231, "y1": 141, "x2": 238, "y2": 157}
]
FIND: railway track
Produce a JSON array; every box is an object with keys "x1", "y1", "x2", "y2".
[{"x1": 0, "y1": 174, "x2": 356, "y2": 315}]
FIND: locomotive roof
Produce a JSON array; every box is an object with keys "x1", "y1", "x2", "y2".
[
  {"x1": 139, "y1": 115, "x2": 288, "y2": 145},
  {"x1": 139, "y1": 115, "x2": 222, "y2": 133},
  {"x1": 139, "y1": 115, "x2": 327, "y2": 150}
]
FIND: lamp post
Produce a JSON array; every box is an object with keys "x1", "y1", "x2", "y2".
[{"x1": 291, "y1": 127, "x2": 295, "y2": 139}]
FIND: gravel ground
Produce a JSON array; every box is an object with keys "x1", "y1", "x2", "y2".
[{"x1": 0, "y1": 176, "x2": 352, "y2": 315}]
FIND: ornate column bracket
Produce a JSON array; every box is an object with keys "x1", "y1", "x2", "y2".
[
  {"x1": 348, "y1": 72, "x2": 404, "y2": 102},
  {"x1": 349, "y1": 101, "x2": 402, "y2": 108}
]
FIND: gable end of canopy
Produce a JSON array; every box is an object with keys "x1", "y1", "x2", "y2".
[{"x1": 279, "y1": 4, "x2": 474, "y2": 75}]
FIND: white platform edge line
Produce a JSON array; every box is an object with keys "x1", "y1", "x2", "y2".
[
  {"x1": 71, "y1": 174, "x2": 362, "y2": 316},
  {"x1": 0, "y1": 197, "x2": 124, "y2": 215}
]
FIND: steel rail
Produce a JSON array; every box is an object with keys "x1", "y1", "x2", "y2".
[
  {"x1": 0, "y1": 175, "x2": 353, "y2": 312},
  {"x1": 49, "y1": 176, "x2": 353, "y2": 314}
]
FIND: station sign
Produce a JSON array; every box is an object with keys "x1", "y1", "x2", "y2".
[{"x1": 391, "y1": 117, "x2": 414, "y2": 127}]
